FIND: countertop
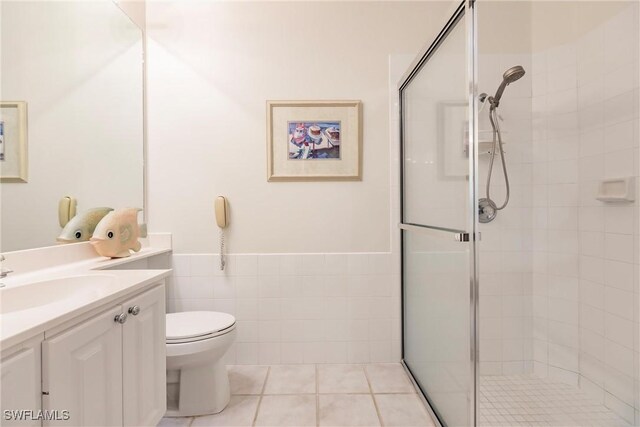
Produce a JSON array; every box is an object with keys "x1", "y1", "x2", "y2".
[{"x1": 0, "y1": 247, "x2": 172, "y2": 350}]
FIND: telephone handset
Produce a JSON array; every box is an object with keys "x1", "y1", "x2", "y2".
[
  {"x1": 215, "y1": 196, "x2": 229, "y2": 270},
  {"x1": 58, "y1": 196, "x2": 77, "y2": 227},
  {"x1": 215, "y1": 196, "x2": 228, "y2": 228}
]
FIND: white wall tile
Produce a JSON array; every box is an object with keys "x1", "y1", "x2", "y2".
[
  {"x1": 212, "y1": 299, "x2": 235, "y2": 315},
  {"x1": 258, "y1": 320, "x2": 281, "y2": 343},
  {"x1": 605, "y1": 233, "x2": 634, "y2": 263},
  {"x1": 190, "y1": 254, "x2": 217, "y2": 276},
  {"x1": 235, "y1": 276, "x2": 259, "y2": 298},
  {"x1": 324, "y1": 254, "x2": 348, "y2": 276},
  {"x1": 347, "y1": 342, "x2": 369, "y2": 363},
  {"x1": 172, "y1": 254, "x2": 191, "y2": 277},
  {"x1": 235, "y1": 343, "x2": 258, "y2": 365},
  {"x1": 258, "y1": 275, "x2": 280, "y2": 298},
  {"x1": 258, "y1": 343, "x2": 281, "y2": 365},
  {"x1": 280, "y1": 342, "x2": 304, "y2": 364},
  {"x1": 212, "y1": 276, "x2": 235, "y2": 299},
  {"x1": 235, "y1": 298, "x2": 258, "y2": 320},
  {"x1": 258, "y1": 255, "x2": 280, "y2": 276},
  {"x1": 347, "y1": 254, "x2": 369, "y2": 275},
  {"x1": 604, "y1": 287, "x2": 634, "y2": 321},
  {"x1": 604, "y1": 260, "x2": 634, "y2": 291},
  {"x1": 324, "y1": 342, "x2": 348, "y2": 364},
  {"x1": 235, "y1": 255, "x2": 258, "y2": 276},
  {"x1": 279, "y1": 254, "x2": 303, "y2": 276}
]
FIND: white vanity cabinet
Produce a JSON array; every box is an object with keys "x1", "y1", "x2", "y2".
[
  {"x1": 41, "y1": 284, "x2": 166, "y2": 427},
  {"x1": 42, "y1": 306, "x2": 124, "y2": 426},
  {"x1": 0, "y1": 336, "x2": 43, "y2": 427},
  {"x1": 122, "y1": 286, "x2": 166, "y2": 427}
]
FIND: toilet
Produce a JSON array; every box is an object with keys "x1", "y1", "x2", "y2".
[{"x1": 165, "y1": 311, "x2": 237, "y2": 417}]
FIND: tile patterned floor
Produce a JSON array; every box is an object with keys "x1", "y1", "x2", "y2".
[
  {"x1": 158, "y1": 363, "x2": 435, "y2": 427},
  {"x1": 479, "y1": 375, "x2": 630, "y2": 427}
]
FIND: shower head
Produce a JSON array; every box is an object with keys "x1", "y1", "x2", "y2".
[
  {"x1": 491, "y1": 65, "x2": 526, "y2": 108},
  {"x1": 503, "y1": 65, "x2": 526, "y2": 83}
]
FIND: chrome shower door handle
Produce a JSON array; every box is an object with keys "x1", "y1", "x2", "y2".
[
  {"x1": 455, "y1": 233, "x2": 470, "y2": 242},
  {"x1": 454, "y1": 232, "x2": 481, "y2": 242}
]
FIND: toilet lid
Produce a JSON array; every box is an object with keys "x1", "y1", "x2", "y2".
[{"x1": 166, "y1": 311, "x2": 236, "y2": 341}]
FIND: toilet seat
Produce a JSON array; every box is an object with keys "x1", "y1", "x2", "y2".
[{"x1": 166, "y1": 311, "x2": 236, "y2": 344}]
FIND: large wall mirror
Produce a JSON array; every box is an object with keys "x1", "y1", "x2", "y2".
[{"x1": 0, "y1": 1, "x2": 144, "y2": 252}]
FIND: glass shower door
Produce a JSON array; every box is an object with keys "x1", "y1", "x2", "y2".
[{"x1": 399, "y1": 2, "x2": 477, "y2": 426}]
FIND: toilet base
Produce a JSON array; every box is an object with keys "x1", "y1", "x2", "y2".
[{"x1": 165, "y1": 358, "x2": 231, "y2": 417}]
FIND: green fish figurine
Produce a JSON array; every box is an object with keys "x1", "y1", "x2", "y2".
[{"x1": 57, "y1": 207, "x2": 114, "y2": 243}]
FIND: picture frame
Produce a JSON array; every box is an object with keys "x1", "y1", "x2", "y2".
[
  {"x1": 0, "y1": 101, "x2": 28, "y2": 183},
  {"x1": 267, "y1": 100, "x2": 362, "y2": 181},
  {"x1": 438, "y1": 101, "x2": 468, "y2": 179}
]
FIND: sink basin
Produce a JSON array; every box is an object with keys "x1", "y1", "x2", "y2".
[{"x1": 0, "y1": 274, "x2": 119, "y2": 314}]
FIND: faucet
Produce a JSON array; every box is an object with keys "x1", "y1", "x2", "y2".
[{"x1": 0, "y1": 254, "x2": 13, "y2": 278}]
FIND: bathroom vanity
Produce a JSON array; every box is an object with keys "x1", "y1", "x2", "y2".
[
  {"x1": 0, "y1": 242, "x2": 172, "y2": 427},
  {"x1": 0, "y1": 2, "x2": 166, "y2": 425}
]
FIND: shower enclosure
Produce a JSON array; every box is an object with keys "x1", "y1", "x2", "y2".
[{"x1": 399, "y1": 1, "x2": 640, "y2": 426}]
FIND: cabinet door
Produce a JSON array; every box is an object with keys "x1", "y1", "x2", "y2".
[
  {"x1": 122, "y1": 285, "x2": 166, "y2": 427},
  {"x1": 1, "y1": 340, "x2": 42, "y2": 427},
  {"x1": 42, "y1": 307, "x2": 123, "y2": 427}
]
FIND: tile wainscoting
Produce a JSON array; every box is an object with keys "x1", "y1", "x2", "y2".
[{"x1": 167, "y1": 253, "x2": 401, "y2": 365}]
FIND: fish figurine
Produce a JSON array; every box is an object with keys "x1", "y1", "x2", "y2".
[
  {"x1": 90, "y1": 208, "x2": 147, "y2": 258},
  {"x1": 57, "y1": 207, "x2": 114, "y2": 243}
]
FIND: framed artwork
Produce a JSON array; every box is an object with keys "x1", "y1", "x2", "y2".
[
  {"x1": 0, "y1": 101, "x2": 28, "y2": 183},
  {"x1": 267, "y1": 100, "x2": 362, "y2": 181}
]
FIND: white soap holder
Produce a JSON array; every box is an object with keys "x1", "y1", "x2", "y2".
[{"x1": 596, "y1": 177, "x2": 635, "y2": 203}]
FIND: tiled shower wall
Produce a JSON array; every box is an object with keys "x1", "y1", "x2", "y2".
[
  {"x1": 167, "y1": 253, "x2": 401, "y2": 365},
  {"x1": 476, "y1": 0, "x2": 535, "y2": 377},
  {"x1": 530, "y1": 3, "x2": 640, "y2": 423},
  {"x1": 477, "y1": 49, "x2": 534, "y2": 377}
]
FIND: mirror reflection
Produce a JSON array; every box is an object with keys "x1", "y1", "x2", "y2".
[{"x1": 0, "y1": 0, "x2": 144, "y2": 252}]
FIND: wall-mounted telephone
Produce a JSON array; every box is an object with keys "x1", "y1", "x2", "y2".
[
  {"x1": 58, "y1": 196, "x2": 77, "y2": 227},
  {"x1": 215, "y1": 196, "x2": 229, "y2": 270}
]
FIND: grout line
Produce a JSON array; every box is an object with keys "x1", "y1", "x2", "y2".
[
  {"x1": 363, "y1": 364, "x2": 385, "y2": 427},
  {"x1": 370, "y1": 391, "x2": 420, "y2": 396},
  {"x1": 315, "y1": 364, "x2": 320, "y2": 427},
  {"x1": 250, "y1": 391, "x2": 415, "y2": 396},
  {"x1": 252, "y1": 366, "x2": 271, "y2": 427},
  {"x1": 259, "y1": 392, "x2": 318, "y2": 396}
]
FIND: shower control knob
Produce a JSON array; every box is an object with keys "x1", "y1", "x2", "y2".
[
  {"x1": 479, "y1": 198, "x2": 498, "y2": 223},
  {"x1": 114, "y1": 313, "x2": 128, "y2": 324},
  {"x1": 128, "y1": 305, "x2": 141, "y2": 316}
]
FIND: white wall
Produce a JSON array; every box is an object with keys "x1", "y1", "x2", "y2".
[
  {"x1": 530, "y1": 2, "x2": 640, "y2": 422},
  {"x1": 0, "y1": 1, "x2": 144, "y2": 251},
  {"x1": 146, "y1": 0, "x2": 458, "y2": 366},
  {"x1": 146, "y1": 0, "x2": 454, "y2": 254}
]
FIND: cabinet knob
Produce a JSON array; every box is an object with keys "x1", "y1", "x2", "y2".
[
  {"x1": 114, "y1": 313, "x2": 128, "y2": 324},
  {"x1": 128, "y1": 305, "x2": 141, "y2": 316}
]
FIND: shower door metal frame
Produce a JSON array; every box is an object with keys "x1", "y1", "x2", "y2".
[{"x1": 398, "y1": 1, "x2": 479, "y2": 426}]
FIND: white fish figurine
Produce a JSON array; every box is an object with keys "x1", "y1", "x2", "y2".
[
  {"x1": 57, "y1": 207, "x2": 113, "y2": 243},
  {"x1": 90, "y1": 208, "x2": 147, "y2": 258}
]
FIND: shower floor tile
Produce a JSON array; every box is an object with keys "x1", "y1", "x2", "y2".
[{"x1": 479, "y1": 375, "x2": 630, "y2": 427}]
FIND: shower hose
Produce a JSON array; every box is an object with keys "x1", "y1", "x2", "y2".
[{"x1": 486, "y1": 105, "x2": 510, "y2": 210}]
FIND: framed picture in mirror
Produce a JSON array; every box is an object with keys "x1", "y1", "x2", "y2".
[{"x1": 0, "y1": 101, "x2": 28, "y2": 183}]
